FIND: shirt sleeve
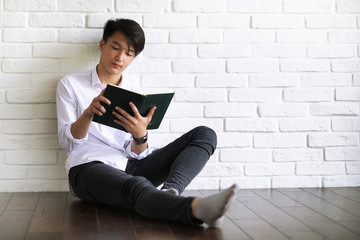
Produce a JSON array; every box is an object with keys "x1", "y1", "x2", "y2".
[
  {"x1": 124, "y1": 137, "x2": 152, "y2": 160},
  {"x1": 56, "y1": 77, "x2": 87, "y2": 152}
]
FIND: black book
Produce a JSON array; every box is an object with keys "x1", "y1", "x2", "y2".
[{"x1": 92, "y1": 84, "x2": 174, "y2": 132}]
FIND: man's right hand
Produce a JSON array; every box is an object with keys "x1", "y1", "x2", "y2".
[{"x1": 85, "y1": 89, "x2": 111, "y2": 118}]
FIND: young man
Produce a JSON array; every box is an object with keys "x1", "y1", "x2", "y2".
[{"x1": 56, "y1": 18, "x2": 238, "y2": 227}]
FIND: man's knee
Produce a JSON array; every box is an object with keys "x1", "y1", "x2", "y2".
[{"x1": 193, "y1": 126, "x2": 217, "y2": 151}]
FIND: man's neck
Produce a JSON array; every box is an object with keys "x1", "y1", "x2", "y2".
[{"x1": 96, "y1": 65, "x2": 122, "y2": 86}]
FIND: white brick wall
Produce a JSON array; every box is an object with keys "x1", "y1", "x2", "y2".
[{"x1": 0, "y1": 0, "x2": 359, "y2": 192}]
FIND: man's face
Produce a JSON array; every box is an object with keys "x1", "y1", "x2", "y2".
[{"x1": 98, "y1": 31, "x2": 135, "y2": 76}]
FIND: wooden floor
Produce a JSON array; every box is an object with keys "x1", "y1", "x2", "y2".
[{"x1": 1, "y1": 188, "x2": 360, "y2": 240}]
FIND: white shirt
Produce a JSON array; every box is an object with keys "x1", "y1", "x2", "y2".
[{"x1": 56, "y1": 67, "x2": 153, "y2": 174}]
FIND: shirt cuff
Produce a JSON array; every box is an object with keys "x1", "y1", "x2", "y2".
[
  {"x1": 125, "y1": 139, "x2": 150, "y2": 160},
  {"x1": 65, "y1": 123, "x2": 88, "y2": 146}
]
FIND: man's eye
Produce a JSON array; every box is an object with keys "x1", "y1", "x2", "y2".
[
  {"x1": 112, "y1": 46, "x2": 119, "y2": 50},
  {"x1": 126, "y1": 53, "x2": 134, "y2": 57}
]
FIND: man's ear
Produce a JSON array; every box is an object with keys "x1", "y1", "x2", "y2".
[{"x1": 99, "y1": 39, "x2": 105, "y2": 51}]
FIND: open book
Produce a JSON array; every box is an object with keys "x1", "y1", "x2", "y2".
[{"x1": 92, "y1": 84, "x2": 174, "y2": 132}]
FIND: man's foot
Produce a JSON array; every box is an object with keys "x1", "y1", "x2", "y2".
[
  {"x1": 161, "y1": 188, "x2": 179, "y2": 196},
  {"x1": 194, "y1": 184, "x2": 238, "y2": 228}
]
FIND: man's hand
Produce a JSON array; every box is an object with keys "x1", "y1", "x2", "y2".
[
  {"x1": 84, "y1": 89, "x2": 111, "y2": 119},
  {"x1": 112, "y1": 102, "x2": 156, "y2": 138}
]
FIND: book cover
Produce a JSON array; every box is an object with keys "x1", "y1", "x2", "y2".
[{"x1": 92, "y1": 84, "x2": 174, "y2": 132}]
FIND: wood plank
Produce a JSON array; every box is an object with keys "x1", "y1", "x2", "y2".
[
  {"x1": 6, "y1": 192, "x2": 40, "y2": 211},
  {"x1": 97, "y1": 205, "x2": 138, "y2": 240},
  {"x1": 278, "y1": 188, "x2": 359, "y2": 221},
  {"x1": 0, "y1": 210, "x2": 33, "y2": 240},
  {"x1": 0, "y1": 192, "x2": 13, "y2": 216},
  {"x1": 252, "y1": 189, "x2": 303, "y2": 207},
  {"x1": 63, "y1": 194, "x2": 100, "y2": 240},
  {"x1": 26, "y1": 192, "x2": 67, "y2": 239},
  {"x1": 327, "y1": 188, "x2": 360, "y2": 203},
  {"x1": 281, "y1": 206, "x2": 360, "y2": 240}
]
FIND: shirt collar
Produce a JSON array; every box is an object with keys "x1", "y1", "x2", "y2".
[{"x1": 91, "y1": 66, "x2": 123, "y2": 87}]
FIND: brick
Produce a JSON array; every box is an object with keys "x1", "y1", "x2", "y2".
[
  {"x1": 2, "y1": 59, "x2": 60, "y2": 73},
  {"x1": 143, "y1": 44, "x2": 196, "y2": 58},
  {"x1": 273, "y1": 149, "x2": 323, "y2": 162},
  {"x1": 272, "y1": 176, "x2": 321, "y2": 188},
  {"x1": 306, "y1": 15, "x2": 356, "y2": 28},
  {"x1": 0, "y1": 104, "x2": 56, "y2": 119},
  {"x1": 144, "y1": 14, "x2": 195, "y2": 28},
  {"x1": 252, "y1": 15, "x2": 304, "y2": 29},
  {"x1": 217, "y1": 132, "x2": 251, "y2": 148},
  {"x1": 59, "y1": 29, "x2": 103, "y2": 43},
  {"x1": 228, "y1": 0, "x2": 282, "y2": 13},
  {"x1": 281, "y1": 59, "x2": 330, "y2": 72},
  {"x1": 332, "y1": 118, "x2": 360, "y2": 131},
  {"x1": 277, "y1": 30, "x2": 327, "y2": 43},
  {"x1": 308, "y1": 133, "x2": 358, "y2": 147},
  {"x1": 225, "y1": 119, "x2": 277, "y2": 132},
  {"x1": 0, "y1": 44, "x2": 32, "y2": 58},
  {"x1": 88, "y1": 14, "x2": 142, "y2": 28},
  {"x1": 332, "y1": 60, "x2": 360, "y2": 72},
  {"x1": 3, "y1": 29, "x2": 56, "y2": 43},
  {"x1": 249, "y1": 73, "x2": 300, "y2": 87},
  {"x1": 337, "y1": 0, "x2": 360, "y2": 13},
  {"x1": 354, "y1": 74, "x2": 360, "y2": 86},
  {"x1": 175, "y1": 89, "x2": 227, "y2": 102},
  {"x1": 224, "y1": 29, "x2": 275, "y2": 43},
  {"x1": 33, "y1": 44, "x2": 88, "y2": 59},
  {"x1": 296, "y1": 162, "x2": 345, "y2": 175},
  {"x1": 325, "y1": 147, "x2": 360, "y2": 161},
  {"x1": 2, "y1": 120, "x2": 57, "y2": 134},
  {"x1": 144, "y1": 29, "x2": 169, "y2": 43},
  {"x1": 0, "y1": 134, "x2": 60, "y2": 150},
  {"x1": 170, "y1": 29, "x2": 221, "y2": 43},
  {"x1": 30, "y1": 13, "x2": 84, "y2": 27},
  {"x1": 59, "y1": 0, "x2": 112, "y2": 12},
  {"x1": 301, "y1": 73, "x2": 352, "y2": 86},
  {"x1": 0, "y1": 152, "x2": 4, "y2": 164},
  {"x1": 198, "y1": 14, "x2": 249, "y2": 28},
  {"x1": 5, "y1": 150, "x2": 57, "y2": 165},
  {"x1": 220, "y1": 149, "x2": 271, "y2": 163},
  {"x1": 229, "y1": 89, "x2": 282, "y2": 102},
  {"x1": 0, "y1": 165, "x2": 27, "y2": 179},
  {"x1": 284, "y1": 88, "x2": 333, "y2": 102},
  {"x1": 284, "y1": 0, "x2": 335, "y2": 13},
  {"x1": 174, "y1": 0, "x2": 225, "y2": 12},
  {"x1": 259, "y1": 103, "x2": 307, "y2": 117},
  {"x1": 310, "y1": 102, "x2": 359, "y2": 116},
  {"x1": 187, "y1": 177, "x2": 219, "y2": 190},
  {"x1": 169, "y1": 119, "x2": 223, "y2": 133},
  {"x1": 280, "y1": 119, "x2": 329, "y2": 132},
  {"x1": 57, "y1": 150, "x2": 67, "y2": 165},
  {"x1": 59, "y1": 60, "x2": 98, "y2": 74},
  {"x1": 127, "y1": 59, "x2": 170, "y2": 73},
  {"x1": 4, "y1": 0, "x2": 55, "y2": 11},
  {"x1": 336, "y1": 88, "x2": 360, "y2": 100},
  {"x1": 221, "y1": 177, "x2": 271, "y2": 189},
  {"x1": 0, "y1": 91, "x2": 4, "y2": 103},
  {"x1": 173, "y1": 59, "x2": 225, "y2": 73},
  {"x1": 323, "y1": 175, "x2": 360, "y2": 187},
  {"x1": 252, "y1": 44, "x2": 305, "y2": 58},
  {"x1": 198, "y1": 44, "x2": 251, "y2": 58},
  {"x1": 307, "y1": 44, "x2": 356, "y2": 58},
  {"x1": 116, "y1": 0, "x2": 170, "y2": 12},
  {"x1": 0, "y1": 13, "x2": 26, "y2": 27},
  {"x1": 346, "y1": 163, "x2": 360, "y2": 174},
  {"x1": 196, "y1": 74, "x2": 247, "y2": 88},
  {"x1": 142, "y1": 74, "x2": 194, "y2": 88},
  {"x1": 199, "y1": 163, "x2": 243, "y2": 177},
  {"x1": 205, "y1": 103, "x2": 256, "y2": 117},
  {"x1": 254, "y1": 133, "x2": 306, "y2": 148},
  {"x1": 227, "y1": 59, "x2": 279, "y2": 73},
  {"x1": 7, "y1": 89, "x2": 55, "y2": 103},
  {"x1": 329, "y1": 30, "x2": 360, "y2": 43},
  {"x1": 166, "y1": 103, "x2": 203, "y2": 118},
  {"x1": 0, "y1": 74, "x2": 30, "y2": 88},
  {"x1": 245, "y1": 163, "x2": 294, "y2": 176},
  {"x1": 28, "y1": 165, "x2": 66, "y2": 179}
]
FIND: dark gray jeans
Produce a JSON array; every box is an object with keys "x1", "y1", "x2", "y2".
[{"x1": 68, "y1": 126, "x2": 217, "y2": 225}]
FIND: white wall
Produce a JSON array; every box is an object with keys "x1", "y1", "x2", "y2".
[{"x1": 0, "y1": 0, "x2": 359, "y2": 192}]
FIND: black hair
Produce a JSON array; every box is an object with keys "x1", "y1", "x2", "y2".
[{"x1": 102, "y1": 18, "x2": 145, "y2": 56}]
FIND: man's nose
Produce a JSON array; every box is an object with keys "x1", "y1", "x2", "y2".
[{"x1": 116, "y1": 50, "x2": 125, "y2": 62}]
